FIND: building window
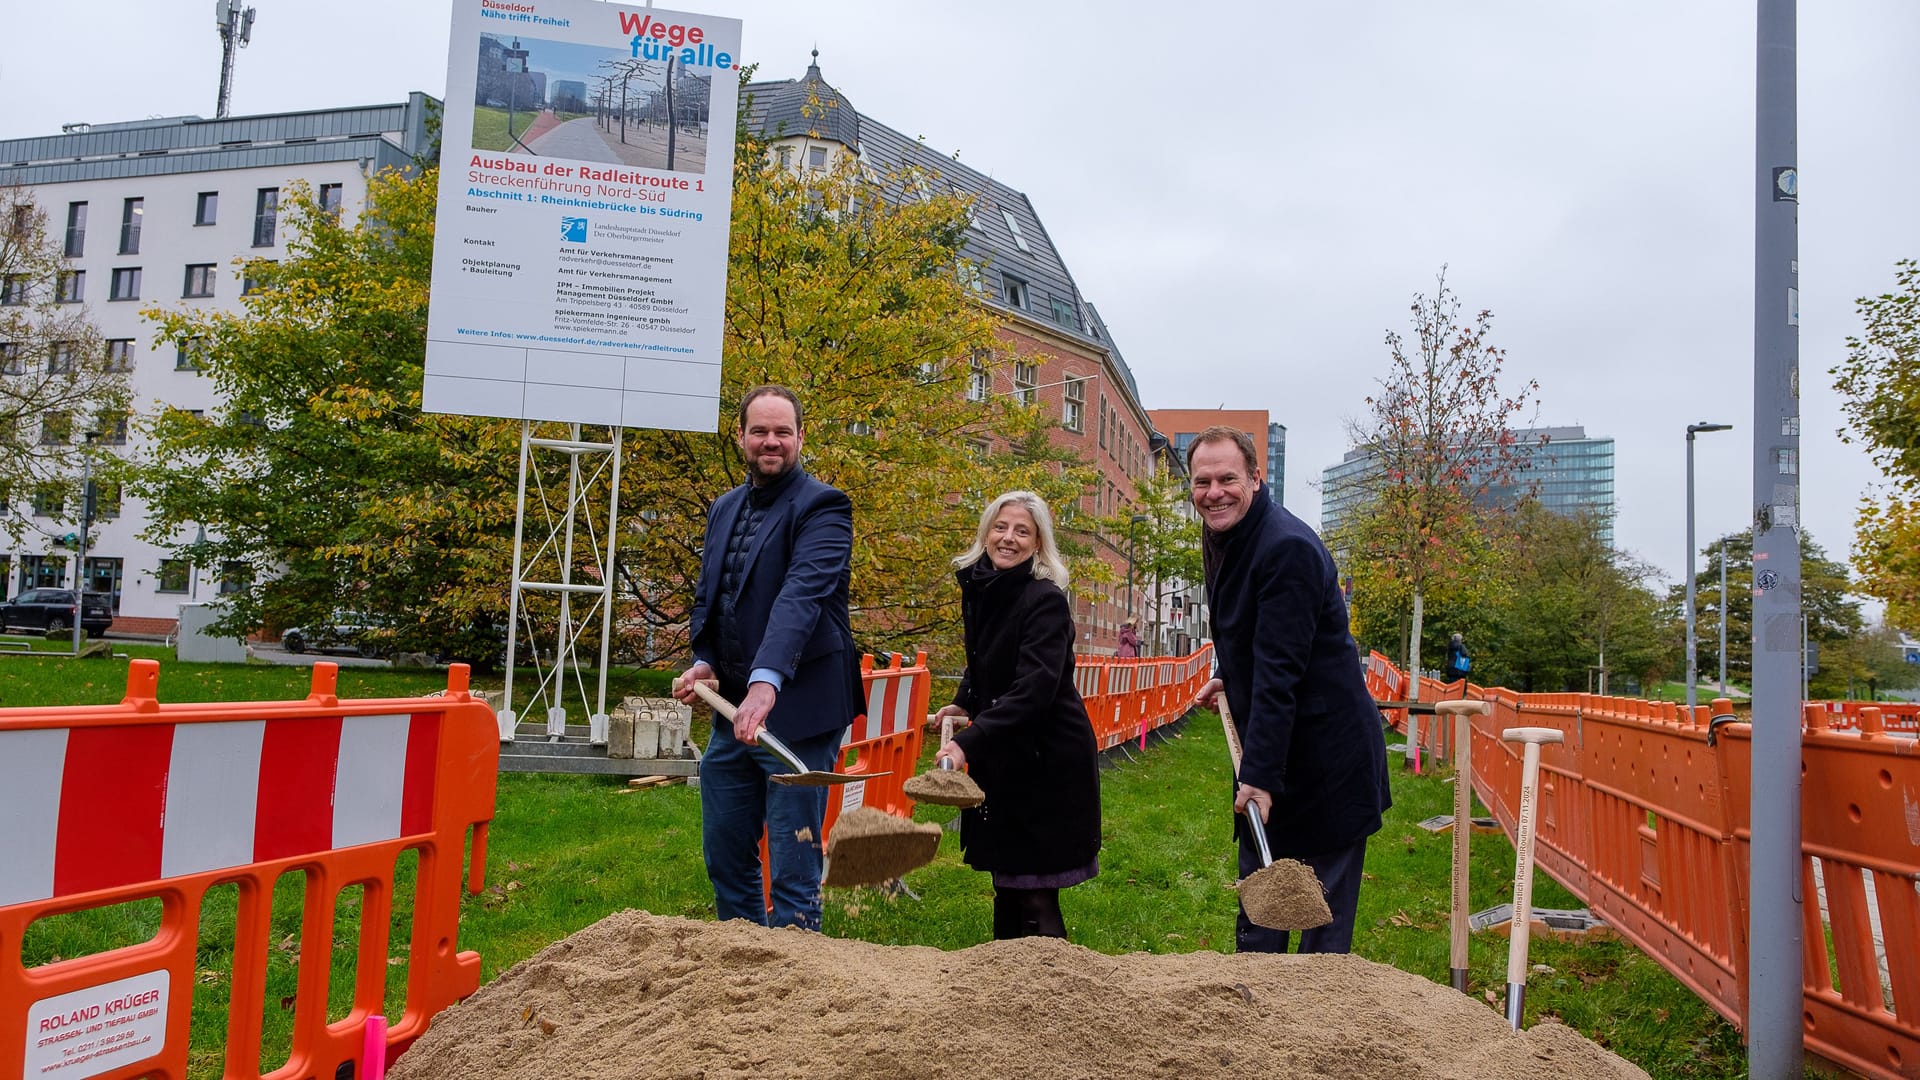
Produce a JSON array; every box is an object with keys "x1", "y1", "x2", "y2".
[
  {"x1": 56, "y1": 270, "x2": 84, "y2": 304},
  {"x1": 955, "y1": 259, "x2": 984, "y2": 294},
  {"x1": 40, "y1": 412, "x2": 71, "y2": 445},
  {"x1": 183, "y1": 263, "x2": 216, "y2": 298},
  {"x1": 1049, "y1": 296, "x2": 1079, "y2": 330},
  {"x1": 31, "y1": 484, "x2": 64, "y2": 516},
  {"x1": 157, "y1": 559, "x2": 190, "y2": 594},
  {"x1": 1012, "y1": 361, "x2": 1038, "y2": 406},
  {"x1": 0, "y1": 342, "x2": 21, "y2": 375},
  {"x1": 915, "y1": 359, "x2": 942, "y2": 385},
  {"x1": 176, "y1": 339, "x2": 205, "y2": 371},
  {"x1": 318, "y1": 184, "x2": 344, "y2": 218},
  {"x1": 1001, "y1": 209, "x2": 1031, "y2": 253},
  {"x1": 109, "y1": 267, "x2": 141, "y2": 301},
  {"x1": 48, "y1": 341, "x2": 75, "y2": 374},
  {"x1": 103, "y1": 412, "x2": 130, "y2": 444},
  {"x1": 806, "y1": 145, "x2": 828, "y2": 170},
  {"x1": 64, "y1": 202, "x2": 87, "y2": 257},
  {"x1": 967, "y1": 351, "x2": 991, "y2": 403},
  {"x1": 775, "y1": 146, "x2": 793, "y2": 168},
  {"x1": 1098, "y1": 395, "x2": 1109, "y2": 450},
  {"x1": 241, "y1": 261, "x2": 276, "y2": 296},
  {"x1": 1, "y1": 275, "x2": 26, "y2": 306},
  {"x1": 1000, "y1": 273, "x2": 1029, "y2": 310},
  {"x1": 1063, "y1": 376, "x2": 1086, "y2": 432},
  {"x1": 104, "y1": 339, "x2": 134, "y2": 371},
  {"x1": 195, "y1": 191, "x2": 219, "y2": 226},
  {"x1": 253, "y1": 187, "x2": 279, "y2": 247},
  {"x1": 219, "y1": 561, "x2": 251, "y2": 595},
  {"x1": 119, "y1": 197, "x2": 143, "y2": 255},
  {"x1": 21, "y1": 555, "x2": 66, "y2": 591},
  {"x1": 92, "y1": 482, "x2": 122, "y2": 519},
  {"x1": 7, "y1": 205, "x2": 29, "y2": 239}
]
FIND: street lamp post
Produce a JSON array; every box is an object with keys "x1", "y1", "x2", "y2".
[
  {"x1": 71, "y1": 430, "x2": 102, "y2": 655},
  {"x1": 1124, "y1": 514, "x2": 1147, "y2": 625},
  {"x1": 1728, "y1": 534, "x2": 1743, "y2": 687},
  {"x1": 1686, "y1": 421, "x2": 1733, "y2": 710}
]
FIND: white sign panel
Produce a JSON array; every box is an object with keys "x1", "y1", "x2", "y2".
[
  {"x1": 24, "y1": 970, "x2": 169, "y2": 1079},
  {"x1": 425, "y1": 0, "x2": 742, "y2": 431}
]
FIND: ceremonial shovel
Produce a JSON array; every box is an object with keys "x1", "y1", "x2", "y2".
[{"x1": 684, "y1": 680, "x2": 865, "y2": 786}]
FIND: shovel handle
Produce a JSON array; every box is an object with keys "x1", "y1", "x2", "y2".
[
  {"x1": 685, "y1": 679, "x2": 810, "y2": 775},
  {"x1": 1218, "y1": 698, "x2": 1273, "y2": 869}
]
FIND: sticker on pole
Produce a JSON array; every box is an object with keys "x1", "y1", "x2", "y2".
[{"x1": 23, "y1": 970, "x2": 168, "y2": 1079}]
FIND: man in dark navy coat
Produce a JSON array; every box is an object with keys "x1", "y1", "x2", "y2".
[
  {"x1": 1188, "y1": 426, "x2": 1391, "y2": 954},
  {"x1": 673, "y1": 386, "x2": 862, "y2": 930}
]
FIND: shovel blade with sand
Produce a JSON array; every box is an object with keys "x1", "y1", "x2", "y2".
[
  {"x1": 901, "y1": 714, "x2": 985, "y2": 808},
  {"x1": 1218, "y1": 697, "x2": 1333, "y2": 932},
  {"x1": 680, "y1": 679, "x2": 943, "y2": 887}
]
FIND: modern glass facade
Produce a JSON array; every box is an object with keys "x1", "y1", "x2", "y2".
[{"x1": 1319, "y1": 426, "x2": 1616, "y2": 544}]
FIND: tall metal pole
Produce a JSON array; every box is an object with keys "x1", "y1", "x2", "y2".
[
  {"x1": 1685, "y1": 430, "x2": 1698, "y2": 711},
  {"x1": 1749, "y1": 0, "x2": 1803, "y2": 1073},
  {"x1": 72, "y1": 436, "x2": 97, "y2": 656},
  {"x1": 1728, "y1": 538, "x2": 1743, "y2": 687},
  {"x1": 1684, "y1": 422, "x2": 1730, "y2": 709}
]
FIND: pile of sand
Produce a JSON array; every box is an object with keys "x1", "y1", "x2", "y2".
[
  {"x1": 901, "y1": 766, "x2": 984, "y2": 807},
  {"x1": 390, "y1": 911, "x2": 1649, "y2": 1080}
]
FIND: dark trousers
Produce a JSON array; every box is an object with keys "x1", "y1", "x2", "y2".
[
  {"x1": 1235, "y1": 835, "x2": 1368, "y2": 954},
  {"x1": 992, "y1": 886, "x2": 1066, "y2": 940},
  {"x1": 700, "y1": 715, "x2": 843, "y2": 931}
]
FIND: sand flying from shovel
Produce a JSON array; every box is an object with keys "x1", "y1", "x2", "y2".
[
  {"x1": 821, "y1": 807, "x2": 944, "y2": 888},
  {"x1": 901, "y1": 766, "x2": 984, "y2": 807}
]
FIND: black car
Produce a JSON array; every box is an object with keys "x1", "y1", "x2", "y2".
[
  {"x1": 281, "y1": 611, "x2": 391, "y2": 657},
  {"x1": 0, "y1": 588, "x2": 114, "y2": 636}
]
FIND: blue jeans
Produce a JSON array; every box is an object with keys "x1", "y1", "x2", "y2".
[
  {"x1": 1235, "y1": 835, "x2": 1368, "y2": 954},
  {"x1": 700, "y1": 718, "x2": 843, "y2": 930}
]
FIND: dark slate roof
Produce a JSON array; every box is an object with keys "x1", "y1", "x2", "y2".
[
  {"x1": 743, "y1": 57, "x2": 1141, "y2": 403},
  {"x1": 746, "y1": 50, "x2": 862, "y2": 149},
  {"x1": 0, "y1": 95, "x2": 438, "y2": 186}
]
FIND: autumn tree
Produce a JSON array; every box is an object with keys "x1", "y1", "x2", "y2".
[
  {"x1": 1834, "y1": 258, "x2": 1920, "y2": 629},
  {"x1": 1097, "y1": 469, "x2": 1202, "y2": 656},
  {"x1": 614, "y1": 128, "x2": 1095, "y2": 664},
  {"x1": 1674, "y1": 529, "x2": 1863, "y2": 696},
  {"x1": 1330, "y1": 268, "x2": 1539, "y2": 691},
  {"x1": 125, "y1": 174, "x2": 524, "y2": 656},
  {"x1": 0, "y1": 188, "x2": 133, "y2": 545},
  {"x1": 129, "y1": 118, "x2": 1095, "y2": 667}
]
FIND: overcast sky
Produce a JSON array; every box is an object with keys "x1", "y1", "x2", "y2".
[{"x1": 7, "y1": 1, "x2": 1917, "y2": 599}]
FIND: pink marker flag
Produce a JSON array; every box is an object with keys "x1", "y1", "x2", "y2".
[{"x1": 363, "y1": 1014, "x2": 388, "y2": 1080}]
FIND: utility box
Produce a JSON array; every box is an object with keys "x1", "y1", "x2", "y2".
[{"x1": 175, "y1": 603, "x2": 248, "y2": 664}]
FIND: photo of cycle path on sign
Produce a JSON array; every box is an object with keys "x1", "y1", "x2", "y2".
[{"x1": 472, "y1": 32, "x2": 712, "y2": 174}]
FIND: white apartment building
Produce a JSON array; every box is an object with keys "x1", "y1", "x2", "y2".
[{"x1": 0, "y1": 95, "x2": 436, "y2": 632}]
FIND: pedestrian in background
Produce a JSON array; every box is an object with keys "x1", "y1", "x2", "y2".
[{"x1": 1445, "y1": 632, "x2": 1471, "y2": 683}]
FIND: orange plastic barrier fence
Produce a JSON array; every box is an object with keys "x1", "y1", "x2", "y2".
[
  {"x1": 1078, "y1": 646, "x2": 1214, "y2": 752},
  {"x1": 1365, "y1": 656, "x2": 1920, "y2": 1080},
  {"x1": 826, "y1": 652, "x2": 933, "y2": 834},
  {"x1": 0, "y1": 660, "x2": 497, "y2": 1080}
]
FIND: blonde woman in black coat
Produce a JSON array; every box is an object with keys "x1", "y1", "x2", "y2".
[{"x1": 934, "y1": 490, "x2": 1101, "y2": 940}]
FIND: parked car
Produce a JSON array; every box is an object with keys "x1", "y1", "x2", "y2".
[
  {"x1": 0, "y1": 588, "x2": 114, "y2": 636},
  {"x1": 281, "y1": 612, "x2": 391, "y2": 657}
]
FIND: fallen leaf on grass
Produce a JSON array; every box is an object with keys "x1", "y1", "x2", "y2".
[
  {"x1": 388, "y1": 957, "x2": 407, "y2": 967},
  {"x1": 196, "y1": 969, "x2": 223, "y2": 985},
  {"x1": 505, "y1": 880, "x2": 523, "y2": 892},
  {"x1": 1389, "y1": 910, "x2": 1415, "y2": 927}
]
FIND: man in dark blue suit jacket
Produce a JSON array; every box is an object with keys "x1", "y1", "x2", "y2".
[
  {"x1": 1187, "y1": 426, "x2": 1391, "y2": 955},
  {"x1": 673, "y1": 386, "x2": 862, "y2": 930}
]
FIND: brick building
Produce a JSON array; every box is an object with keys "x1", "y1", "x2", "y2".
[{"x1": 745, "y1": 55, "x2": 1158, "y2": 652}]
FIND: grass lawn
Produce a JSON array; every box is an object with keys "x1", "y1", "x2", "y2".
[{"x1": 6, "y1": 654, "x2": 1782, "y2": 1078}]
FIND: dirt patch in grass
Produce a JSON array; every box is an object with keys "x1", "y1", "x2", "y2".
[{"x1": 391, "y1": 911, "x2": 1648, "y2": 1080}]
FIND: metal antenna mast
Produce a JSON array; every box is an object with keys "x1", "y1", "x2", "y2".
[{"x1": 215, "y1": 0, "x2": 257, "y2": 119}]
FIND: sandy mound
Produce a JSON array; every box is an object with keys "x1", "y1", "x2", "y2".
[{"x1": 390, "y1": 911, "x2": 1649, "y2": 1080}]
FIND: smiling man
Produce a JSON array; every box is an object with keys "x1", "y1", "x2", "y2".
[
  {"x1": 1188, "y1": 425, "x2": 1391, "y2": 955},
  {"x1": 674, "y1": 385, "x2": 862, "y2": 930}
]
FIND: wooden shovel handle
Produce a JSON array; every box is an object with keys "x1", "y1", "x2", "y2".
[{"x1": 1218, "y1": 696, "x2": 1244, "y2": 773}]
